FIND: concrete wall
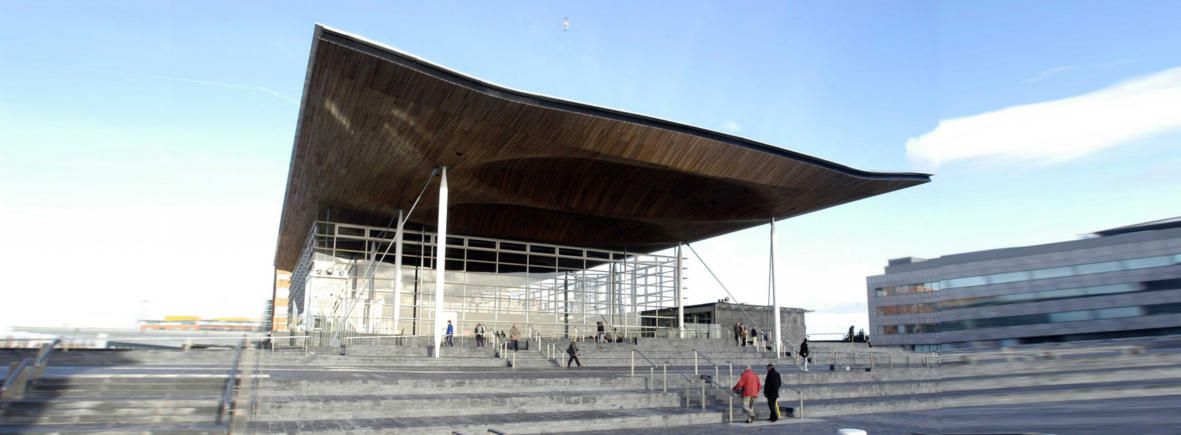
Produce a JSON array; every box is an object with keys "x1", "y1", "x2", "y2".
[{"x1": 712, "y1": 303, "x2": 806, "y2": 346}]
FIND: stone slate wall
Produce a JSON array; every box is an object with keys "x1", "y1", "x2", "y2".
[{"x1": 712, "y1": 303, "x2": 806, "y2": 347}]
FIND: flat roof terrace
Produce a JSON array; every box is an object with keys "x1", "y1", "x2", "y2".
[{"x1": 274, "y1": 24, "x2": 930, "y2": 270}]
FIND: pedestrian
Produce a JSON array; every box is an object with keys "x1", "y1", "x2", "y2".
[
  {"x1": 510, "y1": 324, "x2": 521, "y2": 352},
  {"x1": 740, "y1": 326, "x2": 748, "y2": 347},
  {"x1": 597, "y1": 322, "x2": 605, "y2": 343},
  {"x1": 750, "y1": 326, "x2": 759, "y2": 348},
  {"x1": 732, "y1": 365, "x2": 761, "y2": 423},
  {"x1": 475, "y1": 323, "x2": 486, "y2": 348},
  {"x1": 445, "y1": 320, "x2": 454, "y2": 347},
  {"x1": 566, "y1": 338, "x2": 583, "y2": 369},
  {"x1": 764, "y1": 364, "x2": 783, "y2": 422},
  {"x1": 800, "y1": 338, "x2": 810, "y2": 371},
  {"x1": 733, "y1": 323, "x2": 742, "y2": 346}
]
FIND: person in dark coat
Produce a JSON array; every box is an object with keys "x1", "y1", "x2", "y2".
[
  {"x1": 763, "y1": 364, "x2": 783, "y2": 421},
  {"x1": 733, "y1": 323, "x2": 742, "y2": 346},
  {"x1": 800, "y1": 338, "x2": 810, "y2": 371},
  {"x1": 566, "y1": 339, "x2": 583, "y2": 369}
]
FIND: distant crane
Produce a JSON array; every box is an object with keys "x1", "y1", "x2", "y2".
[{"x1": 563, "y1": 17, "x2": 569, "y2": 32}]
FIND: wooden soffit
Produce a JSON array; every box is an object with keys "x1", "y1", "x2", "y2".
[{"x1": 274, "y1": 25, "x2": 931, "y2": 270}]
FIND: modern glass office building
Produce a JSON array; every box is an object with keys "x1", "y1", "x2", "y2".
[{"x1": 868, "y1": 217, "x2": 1181, "y2": 352}]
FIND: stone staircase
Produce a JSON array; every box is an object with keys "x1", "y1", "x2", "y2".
[
  {"x1": 6, "y1": 338, "x2": 1175, "y2": 434},
  {"x1": 0, "y1": 377, "x2": 230, "y2": 434}
]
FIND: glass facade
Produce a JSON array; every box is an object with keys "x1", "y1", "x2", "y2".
[
  {"x1": 876, "y1": 301, "x2": 1181, "y2": 335},
  {"x1": 288, "y1": 220, "x2": 682, "y2": 340},
  {"x1": 875, "y1": 278, "x2": 1181, "y2": 314},
  {"x1": 873, "y1": 254, "x2": 1181, "y2": 296}
]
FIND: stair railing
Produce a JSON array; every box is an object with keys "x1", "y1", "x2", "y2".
[
  {"x1": 663, "y1": 361, "x2": 707, "y2": 410},
  {"x1": 692, "y1": 349, "x2": 721, "y2": 382},
  {"x1": 0, "y1": 358, "x2": 33, "y2": 400},
  {"x1": 697, "y1": 365, "x2": 738, "y2": 423},
  {"x1": 631, "y1": 349, "x2": 659, "y2": 391},
  {"x1": 216, "y1": 339, "x2": 246, "y2": 425},
  {"x1": 777, "y1": 383, "x2": 805, "y2": 419}
]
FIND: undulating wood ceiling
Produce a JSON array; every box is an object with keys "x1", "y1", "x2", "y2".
[{"x1": 274, "y1": 25, "x2": 931, "y2": 270}]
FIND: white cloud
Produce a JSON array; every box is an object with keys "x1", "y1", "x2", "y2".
[
  {"x1": 722, "y1": 120, "x2": 742, "y2": 132},
  {"x1": 907, "y1": 66, "x2": 1181, "y2": 171}
]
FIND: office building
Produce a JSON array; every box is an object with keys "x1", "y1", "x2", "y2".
[{"x1": 868, "y1": 217, "x2": 1181, "y2": 351}]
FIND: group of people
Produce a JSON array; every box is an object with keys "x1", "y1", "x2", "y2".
[
  {"x1": 731, "y1": 322, "x2": 761, "y2": 347},
  {"x1": 442, "y1": 321, "x2": 522, "y2": 350},
  {"x1": 732, "y1": 364, "x2": 784, "y2": 423},
  {"x1": 441, "y1": 321, "x2": 585, "y2": 369}
]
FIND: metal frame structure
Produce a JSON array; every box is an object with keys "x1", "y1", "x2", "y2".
[{"x1": 286, "y1": 218, "x2": 683, "y2": 343}]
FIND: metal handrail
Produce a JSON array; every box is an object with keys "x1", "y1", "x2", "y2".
[
  {"x1": 34, "y1": 339, "x2": 61, "y2": 366},
  {"x1": 633, "y1": 349, "x2": 659, "y2": 369},
  {"x1": 216, "y1": 339, "x2": 246, "y2": 425},
  {"x1": 663, "y1": 361, "x2": 695, "y2": 384},
  {"x1": 693, "y1": 349, "x2": 722, "y2": 381},
  {"x1": 1, "y1": 358, "x2": 33, "y2": 391},
  {"x1": 696, "y1": 367, "x2": 739, "y2": 422}
]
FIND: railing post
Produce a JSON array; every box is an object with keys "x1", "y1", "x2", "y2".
[
  {"x1": 853, "y1": 352, "x2": 857, "y2": 368},
  {"x1": 798, "y1": 392, "x2": 804, "y2": 419},
  {"x1": 700, "y1": 381, "x2": 706, "y2": 410},
  {"x1": 663, "y1": 363, "x2": 667, "y2": 392},
  {"x1": 631, "y1": 350, "x2": 635, "y2": 377},
  {"x1": 715, "y1": 364, "x2": 719, "y2": 382},
  {"x1": 728, "y1": 362, "x2": 733, "y2": 388},
  {"x1": 729, "y1": 395, "x2": 734, "y2": 423},
  {"x1": 870, "y1": 353, "x2": 875, "y2": 370},
  {"x1": 512, "y1": 351, "x2": 516, "y2": 369},
  {"x1": 649, "y1": 367, "x2": 654, "y2": 391},
  {"x1": 889, "y1": 353, "x2": 893, "y2": 368},
  {"x1": 694, "y1": 350, "x2": 699, "y2": 375},
  {"x1": 907, "y1": 355, "x2": 911, "y2": 368}
]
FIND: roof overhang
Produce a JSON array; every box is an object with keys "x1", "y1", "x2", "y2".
[{"x1": 273, "y1": 24, "x2": 931, "y2": 270}]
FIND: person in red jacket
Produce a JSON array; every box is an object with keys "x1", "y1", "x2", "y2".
[{"x1": 732, "y1": 365, "x2": 762, "y2": 423}]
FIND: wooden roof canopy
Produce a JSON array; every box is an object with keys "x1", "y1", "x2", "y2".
[{"x1": 274, "y1": 25, "x2": 931, "y2": 270}]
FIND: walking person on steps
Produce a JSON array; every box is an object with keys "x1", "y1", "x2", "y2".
[
  {"x1": 510, "y1": 324, "x2": 521, "y2": 352},
  {"x1": 800, "y1": 338, "x2": 810, "y2": 371},
  {"x1": 732, "y1": 365, "x2": 761, "y2": 423},
  {"x1": 444, "y1": 320, "x2": 454, "y2": 347},
  {"x1": 764, "y1": 364, "x2": 783, "y2": 422},
  {"x1": 474, "y1": 323, "x2": 486, "y2": 348},
  {"x1": 566, "y1": 338, "x2": 583, "y2": 369},
  {"x1": 733, "y1": 323, "x2": 742, "y2": 346}
]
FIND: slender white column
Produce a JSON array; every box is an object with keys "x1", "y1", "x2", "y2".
[
  {"x1": 676, "y1": 243, "x2": 684, "y2": 338},
  {"x1": 771, "y1": 218, "x2": 781, "y2": 358},
  {"x1": 392, "y1": 209, "x2": 404, "y2": 335},
  {"x1": 433, "y1": 166, "x2": 449, "y2": 358}
]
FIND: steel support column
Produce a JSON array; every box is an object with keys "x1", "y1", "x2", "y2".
[
  {"x1": 433, "y1": 166, "x2": 449, "y2": 358},
  {"x1": 676, "y1": 243, "x2": 684, "y2": 338},
  {"x1": 771, "y1": 218, "x2": 781, "y2": 358},
  {"x1": 393, "y1": 208, "x2": 404, "y2": 335}
]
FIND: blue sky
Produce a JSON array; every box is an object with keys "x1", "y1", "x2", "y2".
[{"x1": 2, "y1": 1, "x2": 1179, "y2": 334}]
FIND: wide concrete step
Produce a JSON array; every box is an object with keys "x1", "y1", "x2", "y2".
[
  {"x1": 768, "y1": 394, "x2": 942, "y2": 418},
  {"x1": 259, "y1": 375, "x2": 648, "y2": 396},
  {"x1": 0, "y1": 399, "x2": 220, "y2": 410},
  {"x1": 342, "y1": 345, "x2": 498, "y2": 358},
  {"x1": 250, "y1": 407, "x2": 720, "y2": 435},
  {"x1": 266, "y1": 354, "x2": 506, "y2": 368},
  {"x1": 0, "y1": 422, "x2": 228, "y2": 435},
  {"x1": 0, "y1": 350, "x2": 236, "y2": 367},
  {"x1": 255, "y1": 390, "x2": 681, "y2": 420},
  {"x1": 0, "y1": 412, "x2": 216, "y2": 425}
]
